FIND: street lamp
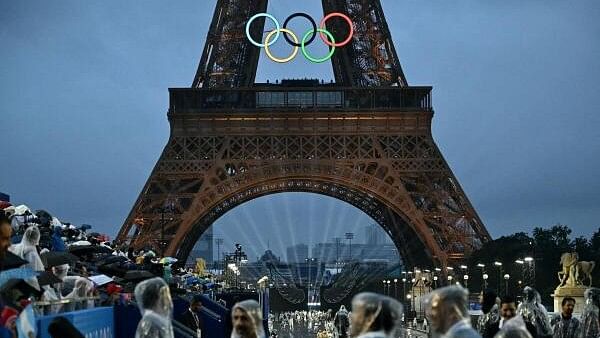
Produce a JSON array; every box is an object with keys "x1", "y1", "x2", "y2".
[
  {"x1": 433, "y1": 276, "x2": 438, "y2": 288},
  {"x1": 463, "y1": 274, "x2": 469, "y2": 288},
  {"x1": 494, "y1": 261, "x2": 503, "y2": 294},
  {"x1": 524, "y1": 256, "x2": 535, "y2": 286},
  {"x1": 504, "y1": 274, "x2": 510, "y2": 294},
  {"x1": 483, "y1": 273, "x2": 489, "y2": 289},
  {"x1": 394, "y1": 279, "x2": 398, "y2": 299},
  {"x1": 215, "y1": 238, "x2": 224, "y2": 270}
]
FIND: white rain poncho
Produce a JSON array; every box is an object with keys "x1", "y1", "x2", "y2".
[
  {"x1": 516, "y1": 286, "x2": 553, "y2": 337},
  {"x1": 134, "y1": 277, "x2": 174, "y2": 338},
  {"x1": 9, "y1": 225, "x2": 44, "y2": 271},
  {"x1": 334, "y1": 305, "x2": 350, "y2": 337},
  {"x1": 495, "y1": 316, "x2": 533, "y2": 338},
  {"x1": 579, "y1": 288, "x2": 600, "y2": 338},
  {"x1": 350, "y1": 292, "x2": 403, "y2": 338},
  {"x1": 66, "y1": 277, "x2": 93, "y2": 299},
  {"x1": 231, "y1": 299, "x2": 265, "y2": 338}
]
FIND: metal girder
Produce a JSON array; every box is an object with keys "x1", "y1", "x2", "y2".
[
  {"x1": 322, "y1": 0, "x2": 408, "y2": 87},
  {"x1": 192, "y1": 0, "x2": 267, "y2": 88}
]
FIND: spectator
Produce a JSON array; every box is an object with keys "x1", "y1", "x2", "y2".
[
  {"x1": 425, "y1": 285, "x2": 481, "y2": 338},
  {"x1": 517, "y1": 287, "x2": 552, "y2": 338},
  {"x1": 333, "y1": 305, "x2": 349, "y2": 338},
  {"x1": 348, "y1": 292, "x2": 402, "y2": 338},
  {"x1": 478, "y1": 289, "x2": 499, "y2": 334},
  {"x1": 231, "y1": 299, "x2": 265, "y2": 338},
  {"x1": 483, "y1": 295, "x2": 537, "y2": 338},
  {"x1": 134, "y1": 277, "x2": 174, "y2": 338},
  {"x1": 550, "y1": 297, "x2": 580, "y2": 338},
  {"x1": 579, "y1": 288, "x2": 600, "y2": 338},
  {"x1": 0, "y1": 212, "x2": 12, "y2": 261},
  {"x1": 8, "y1": 225, "x2": 44, "y2": 271},
  {"x1": 179, "y1": 295, "x2": 203, "y2": 337}
]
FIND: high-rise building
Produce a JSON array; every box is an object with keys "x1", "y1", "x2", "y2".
[
  {"x1": 286, "y1": 244, "x2": 308, "y2": 263},
  {"x1": 187, "y1": 227, "x2": 213, "y2": 265},
  {"x1": 364, "y1": 224, "x2": 393, "y2": 245}
]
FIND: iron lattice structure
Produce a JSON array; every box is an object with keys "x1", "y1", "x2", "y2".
[{"x1": 116, "y1": 0, "x2": 491, "y2": 268}]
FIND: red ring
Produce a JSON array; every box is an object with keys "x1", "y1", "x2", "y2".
[{"x1": 319, "y1": 13, "x2": 354, "y2": 47}]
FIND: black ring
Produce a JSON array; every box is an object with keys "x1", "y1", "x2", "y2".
[{"x1": 283, "y1": 13, "x2": 317, "y2": 47}]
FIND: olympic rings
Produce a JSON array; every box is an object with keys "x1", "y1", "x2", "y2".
[
  {"x1": 246, "y1": 13, "x2": 281, "y2": 48},
  {"x1": 245, "y1": 12, "x2": 354, "y2": 63},
  {"x1": 320, "y1": 12, "x2": 354, "y2": 47},
  {"x1": 264, "y1": 28, "x2": 299, "y2": 63},
  {"x1": 283, "y1": 13, "x2": 317, "y2": 47},
  {"x1": 302, "y1": 29, "x2": 336, "y2": 64}
]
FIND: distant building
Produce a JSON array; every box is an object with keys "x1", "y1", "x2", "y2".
[
  {"x1": 187, "y1": 227, "x2": 213, "y2": 265},
  {"x1": 312, "y1": 241, "x2": 400, "y2": 264},
  {"x1": 364, "y1": 224, "x2": 392, "y2": 245},
  {"x1": 286, "y1": 244, "x2": 309, "y2": 263}
]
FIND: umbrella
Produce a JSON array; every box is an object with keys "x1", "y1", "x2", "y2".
[
  {"x1": 40, "y1": 252, "x2": 79, "y2": 268},
  {"x1": 159, "y1": 257, "x2": 178, "y2": 265},
  {"x1": 70, "y1": 240, "x2": 92, "y2": 246},
  {"x1": 36, "y1": 271, "x2": 62, "y2": 286},
  {"x1": 69, "y1": 245, "x2": 112, "y2": 257},
  {"x1": 79, "y1": 224, "x2": 92, "y2": 231},
  {"x1": 123, "y1": 270, "x2": 155, "y2": 282},
  {"x1": 100, "y1": 255, "x2": 129, "y2": 265},
  {"x1": 0, "y1": 278, "x2": 42, "y2": 298},
  {"x1": 0, "y1": 252, "x2": 28, "y2": 271},
  {"x1": 13, "y1": 205, "x2": 31, "y2": 216}
]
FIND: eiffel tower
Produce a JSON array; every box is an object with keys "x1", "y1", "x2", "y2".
[{"x1": 116, "y1": 0, "x2": 491, "y2": 268}]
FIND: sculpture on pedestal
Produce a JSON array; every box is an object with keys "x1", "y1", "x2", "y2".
[{"x1": 558, "y1": 252, "x2": 595, "y2": 288}]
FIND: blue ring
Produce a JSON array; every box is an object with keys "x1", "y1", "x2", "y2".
[{"x1": 246, "y1": 13, "x2": 281, "y2": 48}]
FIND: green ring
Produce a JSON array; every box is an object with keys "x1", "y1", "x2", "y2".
[{"x1": 301, "y1": 28, "x2": 336, "y2": 63}]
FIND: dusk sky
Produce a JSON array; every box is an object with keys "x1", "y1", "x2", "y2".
[{"x1": 1, "y1": 1, "x2": 599, "y2": 259}]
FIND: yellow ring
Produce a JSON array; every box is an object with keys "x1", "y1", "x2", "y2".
[{"x1": 264, "y1": 28, "x2": 299, "y2": 63}]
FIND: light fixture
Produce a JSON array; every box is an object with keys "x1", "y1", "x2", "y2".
[
  {"x1": 524, "y1": 257, "x2": 534, "y2": 262},
  {"x1": 494, "y1": 261, "x2": 503, "y2": 266},
  {"x1": 504, "y1": 274, "x2": 510, "y2": 280},
  {"x1": 460, "y1": 265, "x2": 467, "y2": 270},
  {"x1": 476, "y1": 263, "x2": 485, "y2": 268},
  {"x1": 483, "y1": 273, "x2": 489, "y2": 280},
  {"x1": 463, "y1": 275, "x2": 469, "y2": 280},
  {"x1": 515, "y1": 259, "x2": 524, "y2": 264}
]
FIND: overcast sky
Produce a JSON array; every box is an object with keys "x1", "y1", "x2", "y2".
[{"x1": 1, "y1": 1, "x2": 599, "y2": 259}]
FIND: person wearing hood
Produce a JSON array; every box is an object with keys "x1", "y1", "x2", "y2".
[
  {"x1": 348, "y1": 292, "x2": 402, "y2": 338},
  {"x1": 478, "y1": 289, "x2": 499, "y2": 334},
  {"x1": 134, "y1": 277, "x2": 174, "y2": 338},
  {"x1": 8, "y1": 225, "x2": 44, "y2": 272},
  {"x1": 579, "y1": 288, "x2": 600, "y2": 338},
  {"x1": 51, "y1": 226, "x2": 66, "y2": 252},
  {"x1": 425, "y1": 285, "x2": 481, "y2": 338},
  {"x1": 494, "y1": 316, "x2": 534, "y2": 338},
  {"x1": 334, "y1": 305, "x2": 350, "y2": 338},
  {"x1": 517, "y1": 287, "x2": 552, "y2": 338},
  {"x1": 231, "y1": 299, "x2": 265, "y2": 338}
]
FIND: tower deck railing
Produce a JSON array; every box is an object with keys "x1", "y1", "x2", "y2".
[{"x1": 169, "y1": 86, "x2": 432, "y2": 114}]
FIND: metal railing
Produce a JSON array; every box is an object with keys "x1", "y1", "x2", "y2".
[
  {"x1": 169, "y1": 86, "x2": 433, "y2": 114},
  {"x1": 33, "y1": 296, "x2": 102, "y2": 316}
]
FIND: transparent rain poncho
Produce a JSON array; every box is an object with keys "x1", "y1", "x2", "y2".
[
  {"x1": 516, "y1": 286, "x2": 553, "y2": 337},
  {"x1": 424, "y1": 285, "x2": 479, "y2": 338},
  {"x1": 495, "y1": 316, "x2": 533, "y2": 338},
  {"x1": 9, "y1": 225, "x2": 44, "y2": 271},
  {"x1": 66, "y1": 277, "x2": 93, "y2": 299},
  {"x1": 350, "y1": 292, "x2": 403, "y2": 338},
  {"x1": 579, "y1": 288, "x2": 600, "y2": 338},
  {"x1": 477, "y1": 290, "x2": 499, "y2": 333},
  {"x1": 231, "y1": 299, "x2": 265, "y2": 338},
  {"x1": 134, "y1": 277, "x2": 174, "y2": 338}
]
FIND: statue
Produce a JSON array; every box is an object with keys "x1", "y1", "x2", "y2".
[
  {"x1": 576, "y1": 260, "x2": 596, "y2": 287},
  {"x1": 558, "y1": 252, "x2": 579, "y2": 287},
  {"x1": 554, "y1": 252, "x2": 595, "y2": 314}
]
